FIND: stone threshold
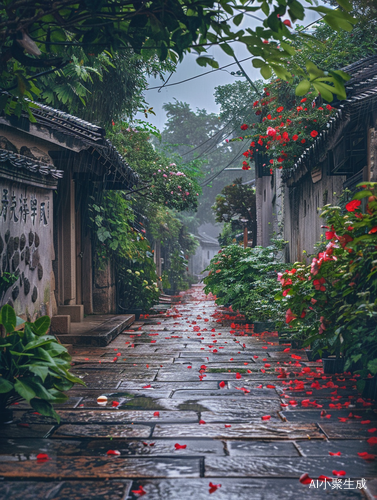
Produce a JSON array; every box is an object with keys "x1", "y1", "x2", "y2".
[{"x1": 55, "y1": 314, "x2": 134, "y2": 347}]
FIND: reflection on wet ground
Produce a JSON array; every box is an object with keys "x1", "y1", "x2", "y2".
[{"x1": 0, "y1": 285, "x2": 376, "y2": 499}]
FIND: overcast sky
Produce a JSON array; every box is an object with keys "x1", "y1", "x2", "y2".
[{"x1": 137, "y1": 9, "x2": 322, "y2": 132}]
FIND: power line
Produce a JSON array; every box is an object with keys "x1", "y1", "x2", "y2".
[
  {"x1": 146, "y1": 56, "x2": 253, "y2": 90},
  {"x1": 200, "y1": 141, "x2": 248, "y2": 187}
]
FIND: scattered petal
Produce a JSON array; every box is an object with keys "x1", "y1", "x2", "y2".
[
  {"x1": 299, "y1": 473, "x2": 312, "y2": 484},
  {"x1": 174, "y1": 443, "x2": 187, "y2": 450}
]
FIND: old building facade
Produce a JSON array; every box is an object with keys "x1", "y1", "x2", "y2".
[
  {"x1": 255, "y1": 55, "x2": 377, "y2": 263},
  {"x1": 0, "y1": 103, "x2": 138, "y2": 328}
]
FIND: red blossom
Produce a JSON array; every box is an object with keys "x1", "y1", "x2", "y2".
[
  {"x1": 310, "y1": 130, "x2": 319, "y2": 138},
  {"x1": 286, "y1": 308, "x2": 296, "y2": 323}
]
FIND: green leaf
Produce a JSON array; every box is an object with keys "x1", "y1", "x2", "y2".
[
  {"x1": 312, "y1": 82, "x2": 334, "y2": 102},
  {"x1": 280, "y1": 42, "x2": 295, "y2": 56},
  {"x1": 52, "y1": 377, "x2": 74, "y2": 391},
  {"x1": 0, "y1": 378, "x2": 13, "y2": 393},
  {"x1": 0, "y1": 305, "x2": 16, "y2": 333},
  {"x1": 367, "y1": 359, "x2": 377, "y2": 375},
  {"x1": 24, "y1": 336, "x2": 56, "y2": 351},
  {"x1": 9, "y1": 350, "x2": 34, "y2": 357},
  {"x1": 32, "y1": 316, "x2": 51, "y2": 336},
  {"x1": 353, "y1": 190, "x2": 373, "y2": 200},
  {"x1": 295, "y1": 79, "x2": 311, "y2": 96},
  {"x1": 261, "y1": 1, "x2": 269, "y2": 16},
  {"x1": 220, "y1": 43, "x2": 235, "y2": 57},
  {"x1": 252, "y1": 58, "x2": 265, "y2": 68},
  {"x1": 48, "y1": 389, "x2": 69, "y2": 403},
  {"x1": 196, "y1": 56, "x2": 219, "y2": 69},
  {"x1": 233, "y1": 14, "x2": 243, "y2": 26},
  {"x1": 28, "y1": 365, "x2": 49, "y2": 382},
  {"x1": 30, "y1": 398, "x2": 60, "y2": 423},
  {"x1": 322, "y1": 13, "x2": 353, "y2": 32},
  {"x1": 14, "y1": 379, "x2": 36, "y2": 402},
  {"x1": 335, "y1": 0, "x2": 353, "y2": 10},
  {"x1": 260, "y1": 64, "x2": 272, "y2": 79}
]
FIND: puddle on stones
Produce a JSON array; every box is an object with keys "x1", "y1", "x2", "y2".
[{"x1": 119, "y1": 396, "x2": 166, "y2": 411}]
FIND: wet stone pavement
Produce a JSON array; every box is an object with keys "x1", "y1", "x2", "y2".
[{"x1": 1, "y1": 285, "x2": 377, "y2": 499}]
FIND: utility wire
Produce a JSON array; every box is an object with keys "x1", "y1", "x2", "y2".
[
  {"x1": 146, "y1": 56, "x2": 253, "y2": 90},
  {"x1": 200, "y1": 141, "x2": 248, "y2": 187}
]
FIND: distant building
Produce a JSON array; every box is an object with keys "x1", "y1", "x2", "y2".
[{"x1": 189, "y1": 231, "x2": 220, "y2": 279}]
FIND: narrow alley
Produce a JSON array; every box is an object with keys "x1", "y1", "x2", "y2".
[{"x1": 0, "y1": 285, "x2": 376, "y2": 499}]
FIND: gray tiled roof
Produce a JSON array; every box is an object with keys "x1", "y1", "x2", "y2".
[
  {"x1": 0, "y1": 148, "x2": 64, "y2": 179},
  {"x1": 282, "y1": 55, "x2": 377, "y2": 182},
  {"x1": 1, "y1": 97, "x2": 139, "y2": 189}
]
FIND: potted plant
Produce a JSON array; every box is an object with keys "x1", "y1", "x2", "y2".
[{"x1": 0, "y1": 304, "x2": 84, "y2": 423}]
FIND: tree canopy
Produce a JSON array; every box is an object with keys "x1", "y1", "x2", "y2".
[{"x1": 0, "y1": 0, "x2": 358, "y2": 120}]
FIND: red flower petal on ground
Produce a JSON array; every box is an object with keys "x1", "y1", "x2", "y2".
[
  {"x1": 358, "y1": 452, "x2": 375, "y2": 460},
  {"x1": 368, "y1": 428, "x2": 377, "y2": 433},
  {"x1": 209, "y1": 482, "x2": 221, "y2": 494},
  {"x1": 199, "y1": 420, "x2": 206, "y2": 425},
  {"x1": 36, "y1": 453, "x2": 50, "y2": 462},
  {"x1": 143, "y1": 384, "x2": 151, "y2": 389},
  {"x1": 368, "y1": 436, "x2": 377, "y2": 445},
  {"x1": 332, "y1": 470, "x2": 346, "y2": 476},
  {"x1": 112, "y1": 401, "x2": 120, "y2": 407},
  {"x1": 236, "y1": 373, "x2": 242, "y2": 379},
  {"x1": 174, "y1": 443, "x2": 187, "y2": 450},
  {"x1": 329, "y1": 452, "x2": 341, "y2": 456},
  {"x1": 299, "y1": 473, "x2": 312, "y2": 484},
  {"x1": 361, "y1": 420, "x2": 371, "y2": 425},
  {"x1": 266, "y1": 384, "x2": 276, "y2": 389},
  {"x1": 132, "y1": 486, "x2": 147, "y2": 496},
  {"x1": 225, "y1": 424, "x2": 232, "y2": 428},
  {"x1": 106, "y1": 450, "x2": 121, "y2": 455},
  {"x1": 153, "y1": 411, "x2": 160, "y2": 417},
  {"x1": 219, "y1": 381, "x2": 226, "y2": 388},
  {"x1": 261, "y1": 415, "x2": 271, "y2": 420}
]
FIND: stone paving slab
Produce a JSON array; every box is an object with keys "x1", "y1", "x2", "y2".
[
  {"x1": 0, "y1": 481, "x2": 132, "y2": 500},
  {"x1": 0, "y1": 424, "x2": 54, "y2": 438},
  {"x1": 52, "y1": 423, "x2": 152, "y2": 438},
  {"x1": 227, "y1": 440, "x2": 300, "y2": 456},
  {"x1": 124, "y1": 478, "x2": 365, "y2": 499},
  {"x1": 1, "y1": 286, "x2": 377, "y2": 498},
  {"x1": 281, "y1": 409, "x2": 377, "y2": 423},
  {"x1": 0, "y1": 456, "x2": 201, "y2": 478},
  {"x1": 296, "y1": 439, "x2": 377, "y2": 457},
  {"x1": 204, "y1": 456, "x2": 377, "y2": 478},
  {"x1": 11, "y1": 409, "x2": 199, "y2": 424},
  {"x1": 0, "y1": 437, "x2": 224, "y2": 458},
  {"x1": 152, "y1": 422, "x2": 324, "y2": 439}
]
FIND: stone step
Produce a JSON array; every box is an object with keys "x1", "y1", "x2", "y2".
[{"x1": 55, "y1": 314, "x2": 134, "y2": 347}]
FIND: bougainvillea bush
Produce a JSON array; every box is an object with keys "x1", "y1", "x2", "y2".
[
  {"x1": 276, "y1": 183, "x2": 377, "y2": 378},
  {"x1": 234, "y1": 79, "x2": 337, "y2": 173},
  {"x1": 203, "y1": 243, "x2": 287, "y2": 322}
]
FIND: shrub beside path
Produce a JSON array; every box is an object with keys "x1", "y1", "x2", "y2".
[{"x1": 0, "y1": 285, "x2": 376, "y2": 499}]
